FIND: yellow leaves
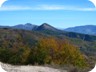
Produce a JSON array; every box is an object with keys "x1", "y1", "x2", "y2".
[
  {"x1": 39, "y1": 37, "x2": 59, "y2": 53},
  {"x1": 37, "y1": 37, "x2": 87, "y2": 67},
  {"x1": 21, "y1": 47, "x2": 31, "y2": 63}
]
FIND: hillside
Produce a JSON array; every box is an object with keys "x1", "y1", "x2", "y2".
[
  {"x1": 65, "y1": 25, "x2": 96, "y2": 35},
  {"x1": 34, "y1": 24, "x2": 96, "y2": 59},
  {"x1": 0, "y1": 24, "x2": 96, "y2": 56},
  {"x1": 0, "y1": 24, "x2": 96, "y2": 71}
]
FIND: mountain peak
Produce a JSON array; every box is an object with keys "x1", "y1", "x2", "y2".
[
  {"x1": 42, "y1": 23, "x2": 49, "y2": 26},
  {"x1": 40, "y1": 23, "x2": 53, "y2": 28},
  {"x1": 25, "y1": 23, "x2": 33, "y2": 26},
  {"x1": 36, "y1": 23, "x2": 58, "y2": 31}
]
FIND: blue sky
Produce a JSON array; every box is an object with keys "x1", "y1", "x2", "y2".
[{"x1": 0, "y1": 0, "x2": 96, "y2": 28}]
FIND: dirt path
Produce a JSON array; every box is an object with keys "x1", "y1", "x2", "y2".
[{"x1": 0, "y1": 62, "x2": 67, "y2": 72}]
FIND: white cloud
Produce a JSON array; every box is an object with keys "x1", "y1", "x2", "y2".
[
  {"x1": 0, "y1": 6, "x2": 31, "y2": 11},
  {"x1": 0, "y1": 5, "x2": 96, "y2": 11},
  {"x1": 67, "y1": 7, "x2": 96, "y2": 11},
  {"x1": 36, "y1": 5, "x2": 96, "y2": 11},
  {"x1": 35, "y1": 5, "x2": 65, "y2": 10}
]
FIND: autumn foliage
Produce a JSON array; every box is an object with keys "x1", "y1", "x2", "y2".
[
  {"x1": 0, "y1": 35, "x2": 87, "y2": 68},
  {"x1": 35, "y1": 37, "x2": 87, "y2": 67}
]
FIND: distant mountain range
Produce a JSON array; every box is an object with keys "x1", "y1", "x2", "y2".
[
  {"x1": 1, "y1": 23, "x2": 96, "y2": 36},
  {"x1": 1, "y1": 23, "x2": 96, "y2": 41},
  {"x1": 1, "y1": 23, "x2": 38, "y2": 30},
  {"x1": 0, "y1": 23, "x2": 59, "y2": 31},
  {"x1": 64, "y1": 25, "x2": 96, "y2": 35}
]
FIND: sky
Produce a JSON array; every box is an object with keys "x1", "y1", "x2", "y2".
[{"x1": 0, "y1": 0, "x2": 96, "y2": 28}]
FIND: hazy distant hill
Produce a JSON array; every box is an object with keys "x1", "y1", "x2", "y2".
[
  {"x1": 0, "y1": 23, "x2": 38, "y2": 30},
  {"x1": 65, "y1": 25, "x2": 96, "y2": 35},
  {"x1": 0, "y1": 26, "x2": 10, "y2": 28},
  {"x1": 12, "y1": 23, "x2": 38, "y2": 30}
]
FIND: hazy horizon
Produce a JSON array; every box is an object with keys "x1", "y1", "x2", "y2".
[{"x1": 0, "y1": 22, "x2": 96, "y2": 29}]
